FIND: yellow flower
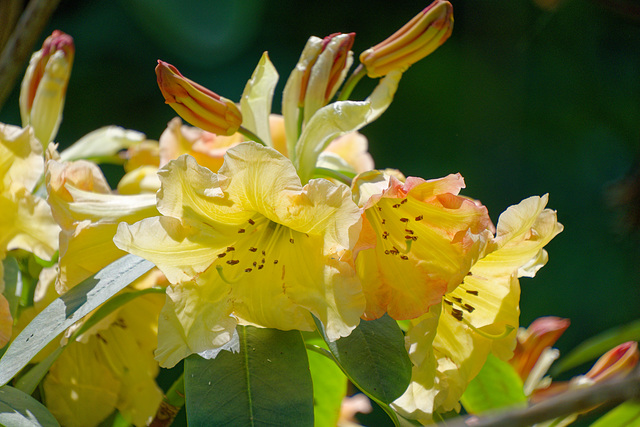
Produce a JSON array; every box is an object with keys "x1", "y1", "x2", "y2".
[
  {"x1": 393, "y1": 195, "x2": 563, "y2": 420},
  {"x1": 45, "y1": 154, "x2": 158, "y2": 292},
  {"x1": 114, "y1": 142, "x2": 365, "y2": 367},
  {"x1": 37, "y1": 269, "x2": 166, "y2": 427},
  {"x1": 352, "y1": 170, "x2": 493, "y2": 320},
  {"x1": 0, "y1": 124, "x2": 58, "y2": 262}
]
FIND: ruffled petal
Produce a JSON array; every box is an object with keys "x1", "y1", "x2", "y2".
[
  {"x1": 156, "y1": 273, "x2": 236, "y2": 368},
  {"x1": 355, "y1": 173, "x2": 492, "y2": 319},
  {"x1": 0, "y1": 124, "x2": 43, "y2": 193}
]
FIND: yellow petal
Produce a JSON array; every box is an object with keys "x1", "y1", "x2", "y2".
[
  {"x1": 355, "y1": 173, "x2": 492, "y2": 319},
  {"x1": 0, "y1": 124, "x2": 43, "y2": 193},
  {"x1": 0, "y1": 294, "x2": 12, "y2": 348},
  {"x1": 118, "y1": 142, "x2": 364, "y2": 358},
  {"x1": 2, "y1": 188, "x2": 58, "y2": 260},
  {"x1": 57, "y1": 221, "x2": 126, "y2": 292},
  {"x1": 43, "y1": 342, "x2": 120, "y2": 427},
  {"x1": 156, "y1": 275, "x2": 236, "y2": 368}
]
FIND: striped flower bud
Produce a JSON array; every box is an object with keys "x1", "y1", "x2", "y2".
[
  {"x1": 19, "y1": 30, "x2": 75, "y2": 146},
  {"x1": 359, "y1": 1, "x2": 453, "y2": 78},
  {"x1": 156, "y1": 60, "x2": 242, "y2": 136}
]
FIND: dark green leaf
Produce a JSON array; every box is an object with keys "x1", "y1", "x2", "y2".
[
  {"x1": 184, "y1": 326, "x2": 314, "y2": 426},
  {"x1": 591, "y1": 400, "x2": 640, "y2": 427},
  {"x1": 314, "y1": 314, "x2": 411, "y2": 404},
  {"x1": 551, "y1": 319, "x2": 640, "y2": 376},
  {"x1": 0, "y1": 254, "x2": 154, "y2": 386},
  {"x1": 0, "y1": 385, "x2": 59, "y2": 426},
  {"x1": 460, "y1": 353, "x2": 527, "y2": 414}
]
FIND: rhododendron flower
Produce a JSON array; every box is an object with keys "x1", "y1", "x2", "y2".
[
  {"x1": 393, "y1": 195, "x2": 563, "y2": 420},
  {"x1": 22, "y1": 268, "x2": 167, "y2": 427},
  {"x1": 0, "y1": 124, "x2": 58, "y2": 263},
  {"x1": 114, "y1": 142, "x2": 365, "y2": 367},
  {"x1": 46, "y1": 150, "x2": 158, "y2": 292},
  {"x1": 352, "y1": 170, "x2": 493, "y2": 320}
]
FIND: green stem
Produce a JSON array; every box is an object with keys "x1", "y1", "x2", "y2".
[
  {"x1": 149, "y1": 373, "x2": 185, "y2": 427},
  {"x1": 237, "y1": 126, "x2": 267, "y2": 146},
  {"x1": 313, "y1": 167, "x2": 353, "y2": 186},
  {"x1": 337, "y1": 64, "x2": 367, "y2": 101}
]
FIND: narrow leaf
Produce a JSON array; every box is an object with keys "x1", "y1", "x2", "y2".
[
  {"x1": 591, "y1": 400, "x2": 640, "y2": 427},
  {"x1": 551, "y1": 319, "x2": 640, "y2": 376},
  {"x1": 2, "y1": 257, "x2": 21, "y2": 320},
  {"x1": 314, "y1": 314, "x2": 412, "y2": 404},
  {"x1": 0, "y1": 385, "x2": 59, "y2": 426},
  {"x1": 184, "y1": 326, "x2": 314, "y2": 426},
  {"x1": 460, "y1": 353, "x2": 527, "y2": 414},
  {"x1": 0, "y1": 254, "x2": 154, "y2": 386}
]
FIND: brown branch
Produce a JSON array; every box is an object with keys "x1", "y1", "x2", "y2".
[
  {"x1": 0, "y1": 0, "x2": 61, "y2": 113},
  {"x1": 438, "y1": 367, "x2": 640, "y2": 427}
]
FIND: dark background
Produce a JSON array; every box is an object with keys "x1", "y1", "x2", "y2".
[{"x1": 1, "y1": 0, "x2": 638, "y2": 425}]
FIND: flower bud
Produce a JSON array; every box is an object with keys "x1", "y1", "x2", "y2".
[
  {"x1": 20, "y1": 30, "x2": 74, "y2": 146},
  {"x1": 298, "y1": 32, "x2": 355, "y2": 108},
  {"x1": 510, "y1": 316, "x2": 570, "y2": 383},
  {"x1": 585, "y1": 341, "x2": 639, "y2": 383},
  {"x1": 155, "y1": 60, "x2": 242, "y2": 136},
  {"x1": 282, "y1": 33, "x2": 355, "y2": 154},
  {"x1": 359, "y1": 0, "x2": 453, "y2": 78}
]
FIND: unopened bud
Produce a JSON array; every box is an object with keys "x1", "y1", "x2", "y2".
[
  {"x1": 585, "y1": 341, "x2": 639, "y2": 383},
  {"x1": 510, "y1": 316, "x2": 570, "y2": 382},
  {"x1": 20, "y1": 30, "x2": 74, "y2": 146},
  {"x1": 155, "y1": 60, "x2": 242, "y2": 136},
  {"x1": 360, "y1": 0, "x2": 453, "y2": 78},
  {"x1": 298, "y1": 33, "x2": 355, "y2": 108}
]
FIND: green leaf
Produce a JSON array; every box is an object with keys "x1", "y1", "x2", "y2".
[
  {"x1": 303, "y1": 332, "x2": 347, "y2": 427},
  {"x1": 550, "y1": 318, "x2": 640, "y2": 376},
  {"x1": 184, "y1": 326, "x2": 314, "y2": 426},
  {"x1": 0, "y1": 254, "x2": 154, "y2": 386},
  {"x1": 315, "y1": 314, "x2": 412, "y2": 405},
  {"x1": 2, "y1": 256, "x2": 21, "y2": 320},
  {"x1": 0, "y1": 385, "x2": 60, "y2": 426},
  {"x1": 14, "y1": 286, "x2": 165, "y2": 395},
  {"x1": 460, "y1": 353, "x2": 527, "y2": 414},
  {"x1": 591, "y1": 400, "x2": 640, "y2": 427}
]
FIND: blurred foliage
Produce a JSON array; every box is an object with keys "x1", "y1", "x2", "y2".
[{"x1": 1, "y1": 0, "x2": 639, "y2": 425}]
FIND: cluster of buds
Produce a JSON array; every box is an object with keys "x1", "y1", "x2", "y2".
[
  {"x1": 155, "y1": 60, "x2": 242, "y2": 136},
  {"x1": 154, "y1": 2, "x2": 454, "y2": 146},
  {"x1": 19, "y1": 30, "x2": 74, "y2": 146}
]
